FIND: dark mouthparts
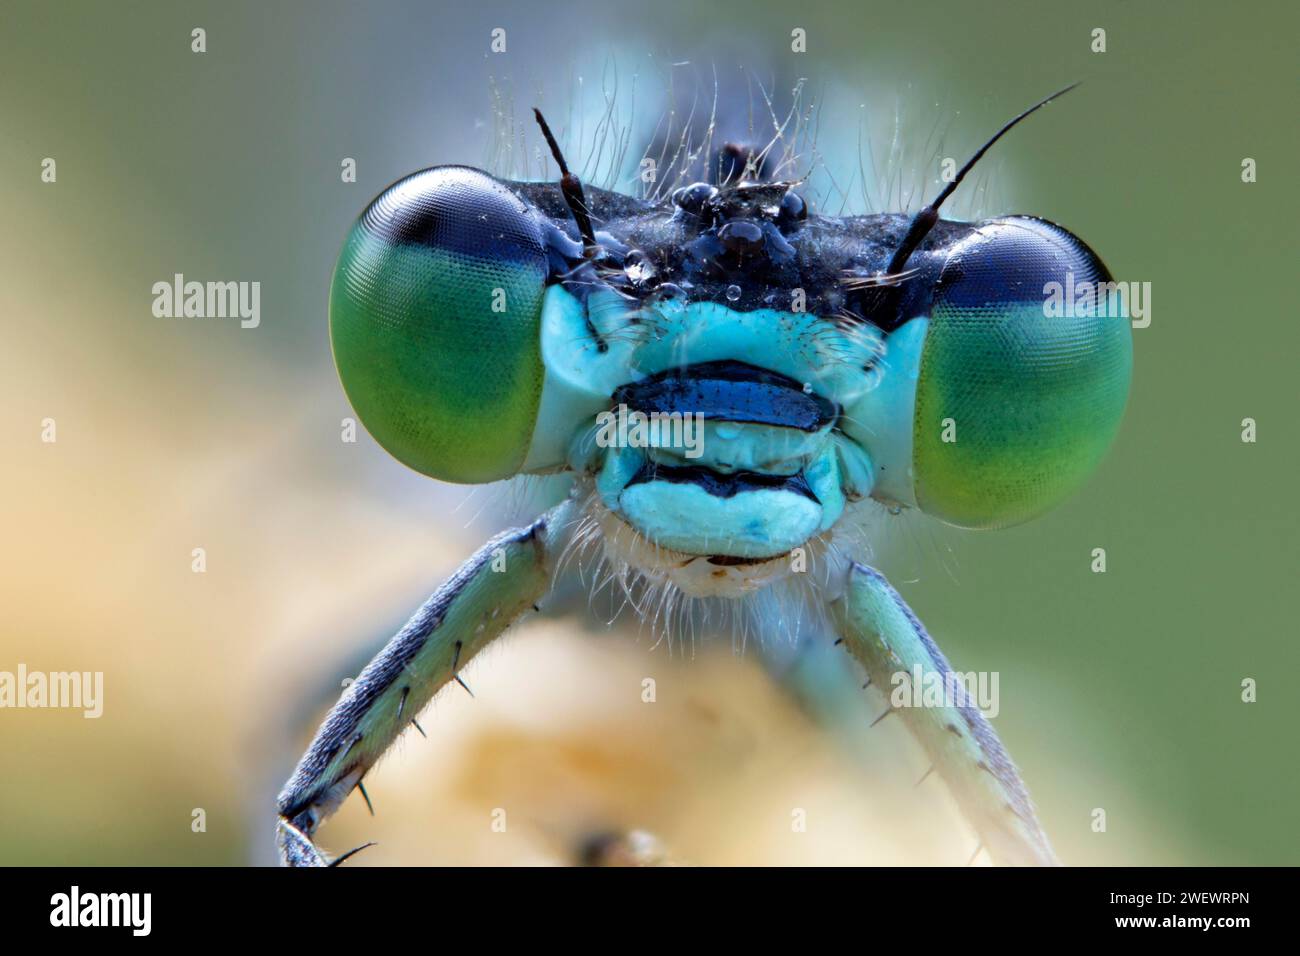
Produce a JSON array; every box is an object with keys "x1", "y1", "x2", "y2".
[{"x1": 611, "y1": 360, "x2": 839, "y2": 433}]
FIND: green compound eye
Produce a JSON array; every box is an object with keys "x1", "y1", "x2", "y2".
[
  {"x1": 330, "y1": 166, "x2": 548, "y2": 483},
  {"x1": 913, "y1": 216, "x2": 1133, "y2": 529}
]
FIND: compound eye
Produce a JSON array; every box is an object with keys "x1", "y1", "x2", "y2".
[
  {"x1": 330, "y1": 166, "x2": 548, "y2": 483},
  {"x1": 913, "y1": 216, "x2": 1133, "y2": 529}
]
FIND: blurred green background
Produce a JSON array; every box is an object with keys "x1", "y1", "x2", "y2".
[{"x1": 1, "y1": 0, "x2": 1295, "y2": 865}]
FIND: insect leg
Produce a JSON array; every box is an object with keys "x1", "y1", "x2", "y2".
[
  {"x1": 829, "y1": 562, "x2": 1059, "y2": 866},
  {"x1": 275, "y1": 498, "x2": 577, "y2": 866}
]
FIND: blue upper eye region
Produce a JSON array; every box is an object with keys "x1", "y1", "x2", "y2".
[
  {"x1": 360, "y1": 165, "x2": 546, "y2": 265},
  {"x1": 931, "y1": 215, "x2": 1109, "y2": 310}
]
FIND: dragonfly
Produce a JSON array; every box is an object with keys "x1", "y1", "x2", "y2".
[{"x1": 276, "y1": 83, "x2": 1132, "y2": 867}]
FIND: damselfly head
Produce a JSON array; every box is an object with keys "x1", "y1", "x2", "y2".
[{"x1": 328, "y1": 84, "x2": 1132, "y2": 603}]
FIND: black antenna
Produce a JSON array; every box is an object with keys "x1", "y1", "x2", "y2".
[
  {"x1": 533, "y1": 108, "x2": 598, "y2": 254},
  {"x1": 884, "y1": 82, "x2": 1080, "y2": 276}
]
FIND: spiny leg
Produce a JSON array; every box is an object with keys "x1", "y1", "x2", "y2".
[
  {"x1": 829, "y1": 562, "x2": 1059, "y2": 866},
  {"x1": 276, "y1": 499, "x2": 576, "y2": 866}
]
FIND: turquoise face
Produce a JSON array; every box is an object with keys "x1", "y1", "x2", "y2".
[
  {"x1": 330, "y1": 166, "x2": 1132, "y2": 569},
  {"x1": 536, "y1": 287, "x2": 884, "y2": 562}
]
